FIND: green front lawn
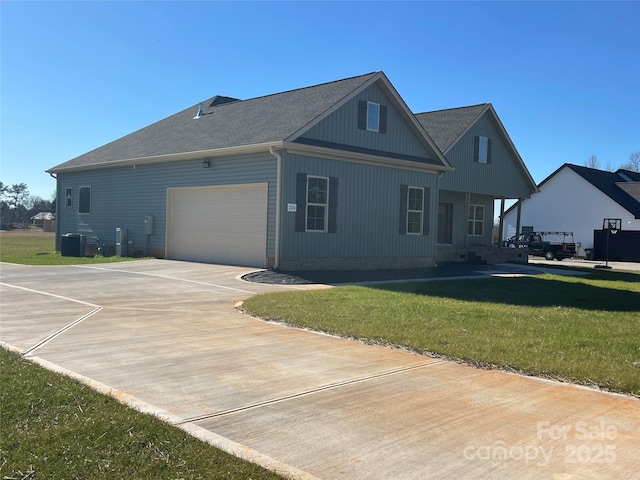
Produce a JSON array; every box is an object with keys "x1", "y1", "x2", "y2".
[{"x1": 243, "y1": 270, "x2": 640, "y2": 396}]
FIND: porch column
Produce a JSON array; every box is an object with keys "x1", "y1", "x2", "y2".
[
  {"x1": 515, "y1": 198, "x2": 523, "y2": 247},
  {"x1": 498, "y1": 197, "x2": 505, "y2": 247}
]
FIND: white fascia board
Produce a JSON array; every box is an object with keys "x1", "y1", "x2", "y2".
[{"x1": 47, "y1": 142, "x2": 285, "y2": 173}]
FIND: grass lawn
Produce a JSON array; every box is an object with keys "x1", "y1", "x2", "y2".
[
  {"x1": 243, "y1": 270, "x2": 640, "y2": 397},
  {"x1": 0, "y1": 348, "x2": 285, "y2": 480},
  {"x1": 0, "y1": 229, "x2": 146, "y2": 265}
]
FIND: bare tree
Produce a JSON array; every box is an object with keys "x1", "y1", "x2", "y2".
[
  {"x1": 584, "y1": 155, "x2": 600, "y2": 169},
  {"x1": 621, "y1": 151, "x2": 640, "y2": 172}
]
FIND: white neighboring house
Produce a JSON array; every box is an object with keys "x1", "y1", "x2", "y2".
[
  {"x1": 502, "y1": 164, "x2": 640, "y2": 258},
  {"x1": 30, "y1": 212, "x2": 55, "y2": 222}
]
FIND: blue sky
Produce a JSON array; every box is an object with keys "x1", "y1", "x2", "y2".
[{"x1": 2, "y1": 1, "x2": 639, "y2": 201}]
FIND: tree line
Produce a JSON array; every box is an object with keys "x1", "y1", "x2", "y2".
[
  {"x1": 584, "y1": 151, "x2": 640, "y2": 172},
  {"x1": 0, "y1": 182, "x2": 55, "y2": 230}
]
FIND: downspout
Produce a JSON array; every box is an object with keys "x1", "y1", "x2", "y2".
[
  {"x1": 268, "y1": 146, "x2": 282, "y2": 270},
  {"x1": 49, "y1": 172, "x2": 60, "y2": 252}
]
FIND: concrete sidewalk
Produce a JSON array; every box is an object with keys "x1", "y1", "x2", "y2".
[{"x1": 1, "y1": 259, "x2": 639, "y2": 479}]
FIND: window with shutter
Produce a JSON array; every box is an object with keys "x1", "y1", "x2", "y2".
[
  {"x1": 400, "y1": 185, "x2": 430, "y2": 236},
  {"x1": 295, "y1": 174, "x2": 338, "y2": 233},
  {"x1": 358, "y1": 100, "x2": 387, "y2": 134},
  {"x1": 407, "y1": 187, "x2": 424, "y2": 235},
  {"x1": 366, "y1": 102, "x2": 380, "y2": 132},
  {"x1": 306, "y1": 176, "x2": 328, "y2": 232}
]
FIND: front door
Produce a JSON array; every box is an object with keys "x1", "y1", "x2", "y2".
[{"x1": 437, "y1": 202, "x2": 453, "y2": 244}]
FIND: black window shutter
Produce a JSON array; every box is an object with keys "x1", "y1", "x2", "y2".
[
  {"x1": 295, "y1": 173, "x2": 307, "y2": 232},
  {"x1": 422, "y1": 187, "x2": 430, "y2": 236},
  {"x1": 399, "y1": 184, "x2": 408, "y2": 235},
  {"x1": 328, "y1": 177, "x2": 338, "y2": 233},
  {"x1": 487, "y1": 138, "x2": 492, "y2": 164},
  {"x1": 379, "y1": 105, "x2": 388, "y2": 134},
  {"x1": 473, "y1": 136, "x2": 480, "y2": 162},
  {"x1": 357, "y1": 100, "x2": 367, "y2": 130}
]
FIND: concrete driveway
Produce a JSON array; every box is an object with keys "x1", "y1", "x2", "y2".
[{"x1": 1, "y1": 259, "x2": 639, "y2": 479}]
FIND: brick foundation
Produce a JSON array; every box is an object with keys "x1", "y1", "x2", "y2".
[
  {"x1": 436, "y1": 246, "x2": 528, "y2": 265},
  {"x1": 278, "y1": 256, "x2": 436, "y2": 271}
]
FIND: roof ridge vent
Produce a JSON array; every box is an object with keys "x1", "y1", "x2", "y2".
[{"x1": 193, "y1": 102, "x2": 204, "y2": 119}]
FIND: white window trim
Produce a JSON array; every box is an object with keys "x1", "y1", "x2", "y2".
[
  {"x1": 407, "y1": 186, "x2": 424, "y2": 235},
  {"x1": 366, "y1": 101, "x2": 380, "y2": 132},
  {"x1": 65, "y1": 187, "x2": 72, "y2": 208},
  {"x1": 78, "y1": 186, "x2": 91, "y2": 215},
  {"x1": 478, "y1": 136, "x2": 489, "y2": 164},
  {"x1": 468, "y1": 204, "x2": 484, "y2": 236},
  {"x1": 306, "y1": 175, "x2": 329, "y2": 233}
]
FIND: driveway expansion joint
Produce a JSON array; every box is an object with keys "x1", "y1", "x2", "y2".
[
  {"x1": 177, "y1": 359, "x2": 444, "y2": 425},
  {"x1": 1, "y1": 281, "x2": 103, "y2": 356}
]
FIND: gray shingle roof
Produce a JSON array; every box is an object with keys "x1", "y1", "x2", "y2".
[
  {"x1": 617, "y1": 181, "x2": 640, "y2": 204},
  {"x1": 49, "y1": 72, "x2": 379, "y2": 172},
  {"x1": 414, "y1": 104, "x2": 489, "y2": 152}
]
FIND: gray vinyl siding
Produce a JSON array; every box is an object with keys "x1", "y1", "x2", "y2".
[
  {"x1": 439, "y1": 112, "x2": 533, "y2": 198},
  {"x1": 280, "y1": 152, "x2": 439, "y2": 259},
  {"x1": 438, "y1": 190, "x2": 494, "y2": 248},
  {"x1": 300, "y1": 83, "x2": 434, "y2": 161},
  {"x1": 56, "y1": 154, "x2": 277, "y2": 256}
]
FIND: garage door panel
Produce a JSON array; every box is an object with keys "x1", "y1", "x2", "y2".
[{"x1": 167, "y1": 184, "x2": 267, "y2": 267}]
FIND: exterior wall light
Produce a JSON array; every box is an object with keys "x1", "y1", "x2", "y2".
[{"x1": 202, "y1": 160, "x2": 211, "y2": 168}]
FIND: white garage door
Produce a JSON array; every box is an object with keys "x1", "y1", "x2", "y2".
[{"x1": 166, "y1": 183, "x2": 268, "y2": 267}]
